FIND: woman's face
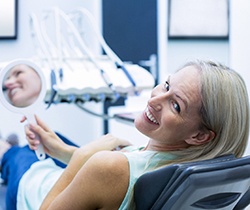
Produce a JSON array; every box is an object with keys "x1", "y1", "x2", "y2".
[
  {"x1": 135, "y1": 66, "x2": 202, "y2": 149},
  {"x1": 3, "y1": 64, "x2": 41, "y2": 107}
]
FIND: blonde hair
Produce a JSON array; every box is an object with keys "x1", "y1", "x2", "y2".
[
  {"x1": 129, "y1": 60, "x2": 250, "y2": 209},
  {"x1": 166, "y1": 60, "x2": 249, "y2": 164}
]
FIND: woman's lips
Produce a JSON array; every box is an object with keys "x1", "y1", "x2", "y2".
[
  {"x1": 9, "y1": 87, "x2": 21, "y2": 96},
  {"x1": 145, "y1": 108, "x2": 159, "y2": 125}
]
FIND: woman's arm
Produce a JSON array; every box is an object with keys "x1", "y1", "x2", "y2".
[
  {"x1": 24, "y1": 115, "x2": 131, "y2": 164},
  {"x1": 25, "y1": 116, "x2": 132, "y2": 209},
  {"x1": 24, "y1": 116, "x2": 77, "y2": 164},
  {"x1": 41, "y1": 151, "x2": 129, "y2": 210}
]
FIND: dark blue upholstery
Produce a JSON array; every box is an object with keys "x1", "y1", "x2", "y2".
[
  {"x1": 0, "y1": 132, "x2": 77, "y2": 210},
  {"x1": 234, "y1": 187, "x2": 250, "y2": 210},
  {"x1": 0, "y1": 183, "x2": 7, "y2": 210},
  {"x1": 134, "y1": 155, "x2": 250, "y2": 210}
]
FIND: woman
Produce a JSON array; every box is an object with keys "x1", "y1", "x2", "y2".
[
  {"x1": 3, "y1": 64, "x2": 41, "y2": 108},
  {"x1": 1, "y1": 60, "x2": 249, "y2": 209}
]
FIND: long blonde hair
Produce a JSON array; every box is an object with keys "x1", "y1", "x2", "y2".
[
  {"x1": 165, "y1": 60, "x2": 249, "y2": 164},
  {"x1": 129, "y1": 60, "x2": 250, "y2": 209}
]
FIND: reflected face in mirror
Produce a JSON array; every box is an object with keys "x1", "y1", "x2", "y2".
[{"x1": 3, "y1": 64, "x2": 41, "y2": 108}]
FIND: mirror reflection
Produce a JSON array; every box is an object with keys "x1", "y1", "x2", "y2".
[{"x1": 3, "y1": 64, "x2": 42, "y2": 108}]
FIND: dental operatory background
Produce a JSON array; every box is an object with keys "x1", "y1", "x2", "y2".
[{"x1": 0, "y1": 0, "x2": 250, "y2": 158}]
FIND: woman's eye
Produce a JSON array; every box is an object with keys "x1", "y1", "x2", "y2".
[
  {"x1": 173, "y1": 102, "x2": 181, "y2": 113},
  {"x1": 165, "y1": 81, "x2": 170, "y2": 91},
  {"x1": 14, "y1": 71, "x2": 22, "y2": 77}
]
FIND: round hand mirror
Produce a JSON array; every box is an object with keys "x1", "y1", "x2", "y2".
[{"x1": 0, "y1": 59, "x2": 46, "y2": 160}]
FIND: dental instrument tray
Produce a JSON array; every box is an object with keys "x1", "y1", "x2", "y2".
[
  {"x1": 0, "y1": 7, "x2": 155, "y2": 105},
  {"x1": 37, "y1": 57, "x2": 155, "y2": 104}
]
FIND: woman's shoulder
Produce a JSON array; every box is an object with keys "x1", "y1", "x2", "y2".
[
  {"x1": 88, "y1": 150, "x2": 129, "y2": 172},
  {"x1": 82, "y1": 151, "x2": 130, "y2": 208}
]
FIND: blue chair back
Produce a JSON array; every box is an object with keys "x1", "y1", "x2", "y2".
[{"x1": 134, "y1": 155, "x2": 250, "y2": 210}]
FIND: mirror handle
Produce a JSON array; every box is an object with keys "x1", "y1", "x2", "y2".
[
  {"x1": 35, "y1": 142, "x2": 46, "y2": 160},
  {"x1": 26, "y1": 114, "x2": 46, "y2": 160}
]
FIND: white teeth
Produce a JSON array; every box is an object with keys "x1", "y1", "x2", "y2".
[
  {"x1": 10, "y1": 88, "x2": 20, "y2": 96},
  {"x1": 146, "y1": 109, "x2": 159, "y2": 124}
]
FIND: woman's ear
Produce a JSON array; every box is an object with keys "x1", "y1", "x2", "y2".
[{"x1": 185, "y1": 129, "x2": 215, "y2": 146}]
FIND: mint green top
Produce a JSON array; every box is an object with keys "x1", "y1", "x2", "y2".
[
  {"x1": 16, "y1": 146, "x2": 175, "y2": 210},
  {"x1": 118, "y1": 146, "x2": 176, "y2": 210}
]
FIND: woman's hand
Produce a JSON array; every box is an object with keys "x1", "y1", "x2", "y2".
[
  {"x1": 22, "y1": 115, "x2": 77, "y2": 163},
  {"x1": 78, "y1": 133, "x2": 132, "y2": 154}
]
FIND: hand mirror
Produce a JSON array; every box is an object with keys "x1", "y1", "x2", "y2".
[{"x1": 0, "y1": 59, "x2": 46, "y2": 160}]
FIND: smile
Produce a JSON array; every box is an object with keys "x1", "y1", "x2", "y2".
[
  {"x1": 9, "y1": 87, "x2": 21, "y2": 96},
  {"x1": 146, "y1": 108, "x2": 159, "y2": 125}
]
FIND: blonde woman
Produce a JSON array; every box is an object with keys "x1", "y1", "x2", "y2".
[{"x1": 1, "y1": 60, "x2": 249, "y2": 210}]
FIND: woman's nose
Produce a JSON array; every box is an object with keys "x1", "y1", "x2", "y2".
[
  {"x1": 3, "y1": 78, "x2": 14, "y2": 89},
  {"x1": 148, "y1": 92, "x2": 166, "y2": 111}
]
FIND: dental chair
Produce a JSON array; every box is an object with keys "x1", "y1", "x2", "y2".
[
  {"x1": 134, "y1": 154, "x2": 250, "y2": 210},
  {"x1": 234, "y1": 188, "x2": 250, "y2": 210},
  {"x1": 0, "y1": 181, "x2": 7, "y2": 210}
]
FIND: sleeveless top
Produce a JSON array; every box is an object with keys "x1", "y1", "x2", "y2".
[
  {"x1": 17, "y1": 158, "x2": 64, "y2": 210},
  {"x1": 118, "y1": 146, "x2": 176, "y2": 210},
  {"x1": 16, "y1": 146, "x2": 175, "y2": 210}
]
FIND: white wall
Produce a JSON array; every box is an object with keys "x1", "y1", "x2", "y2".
[
  {"x1": 167, "y1": 40, "x2": 229, "y2": 74},
  {"x1": 230, "y1": 0, "x2": 250, "y2": 156},
  {"x1": 0, "y1": 0, "x2": 103, "y2": 146},
  {"x1": 109, "y1": 0, "x2": 230, "y2": 146}
]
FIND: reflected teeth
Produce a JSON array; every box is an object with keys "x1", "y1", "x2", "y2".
[
  {"x1": 10, "y1": 88, "x2": 19, "y2": 96},
  {"x1": 146, "y1": 109, "x2": 159, "y2": 124}
]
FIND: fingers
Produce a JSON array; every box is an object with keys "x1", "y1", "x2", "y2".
[
  {"x1": 34, "y1": 115, "x2": 52, "y2": 132},
  {"x1": 22, "y1": 114, "x2": 50, "y2": 142},
  {"x1": 102, "y1": 134, "x2": 132, "y2": 149},
  {"x1": 25, "y1": 124, "x2": 40, "y2": 150},
  {"x1": 24, "y1": 115, "x2": 47, "y2": 150},
  {"x1": 20, "y1": 116, "x2": 27, "y2": 123},
  {"x1": 106, "y1": 134, "x2": 132, "y2": 145},
  {"x1": 29, "y1": 116, "x2": 54, "y2": 140},
  {"x1": 118, "y1": 139, "x2": 132, "y2": 147}
]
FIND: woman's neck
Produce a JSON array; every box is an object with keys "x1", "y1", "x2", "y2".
[{"x1": 143, "y1": 139, "x2": 188, "y2": 152}]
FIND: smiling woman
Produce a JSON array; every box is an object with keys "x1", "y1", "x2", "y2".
[
  {"x1": 3, "y1": 64, "x2": 41, "y2": 107},
  {"x1": 0, "y1": 59, "x2": 249, "y2": 210},
  {"x1": 134, "y1": 65, "x2": 203, "y2": 151}
]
